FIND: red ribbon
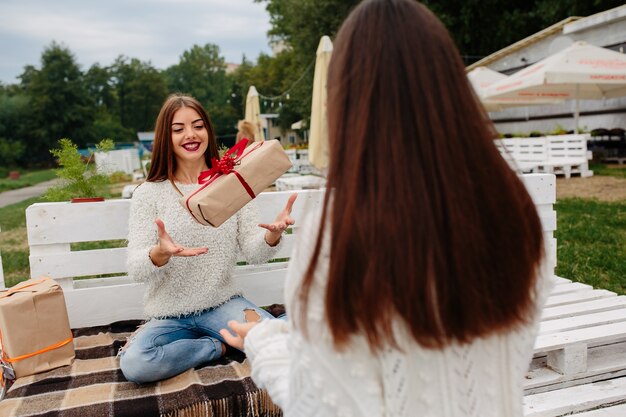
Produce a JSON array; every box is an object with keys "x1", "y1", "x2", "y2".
[
  {"x1": 198, "y1": 138, "x2": 250, "y2": 184},
  {"x1": 187, "y1": 139, "x2": 265, "y2": 221}
]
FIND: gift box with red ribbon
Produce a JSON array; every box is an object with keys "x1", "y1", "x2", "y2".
[{"x1": 180, "y1": 139, "x2": 292, "y2": 227}]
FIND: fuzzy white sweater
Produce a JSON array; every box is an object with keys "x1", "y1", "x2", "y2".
[
  {"x1": 126, "y1": 180, "x2": 280, "y2": 319},
  {"x1": 245, "y1": 206, "x2": 553, "y2": 417}
]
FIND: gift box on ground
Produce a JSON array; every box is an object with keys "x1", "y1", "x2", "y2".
[
  {"x1": 0, "y1": 277, "x2": 75, "y2": 379},
  {"x1": 181, "y1": 139, "x2": 292, "y2": 227}
]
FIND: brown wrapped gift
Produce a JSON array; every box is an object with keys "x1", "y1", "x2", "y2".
[
  {"x1": 0, "y1": 277, "x2": 75, "y2": 378},
  {"x1": 181, "y1": 139, "x2": 292, "y2": 227}
]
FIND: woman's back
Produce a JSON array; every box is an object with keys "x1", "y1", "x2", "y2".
[{"x1": 277, "y1": 206, "x2": 551, "y2": 417}]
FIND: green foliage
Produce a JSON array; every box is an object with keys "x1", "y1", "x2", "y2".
[
  {"x1": 0, "y1": 138, "x2": 26, "y2": 167},
  {"x1": 0, "y1": 197, "x2": 40, "y2": 231},
  {"x1": 165, "y1": 44, "x2": 236, "y2": 136},
  {"x1": 0, "y1": 169, "x2": 56, "y2": 193},
  {"x1": 43, "y1": 138, "x2": 114, "y2": 201},
  {"x1": 110, "y1": 56, "x2": 169, "y2": 132},
  {"x1": 589, "y1": 163, "x2": 626, "y2": 179},
  {"x1": 21, "y1": 42, "x2": 96, "y2": 161},
  {"x1": 555, "y1": 198, "x2": 626, "y2": 295}
]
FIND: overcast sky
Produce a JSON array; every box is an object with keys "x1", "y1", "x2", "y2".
[{"x1": 0, "y1": 0, "x2": 273, "y2": 85}]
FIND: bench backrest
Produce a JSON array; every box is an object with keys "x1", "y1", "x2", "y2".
[
  {"x1": 546, "y1": 134, "x2": 590, "y2": 160},
  {"x1": 25, "y1": 189, "x2": 324, "y2": 327},
  {"x1": 25, "y1": 175, "x2": 556, "y2": 329}
]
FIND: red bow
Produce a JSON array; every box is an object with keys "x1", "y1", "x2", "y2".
[{"x1": 198, "y1": 138, "x2": 249, "y2": 184}]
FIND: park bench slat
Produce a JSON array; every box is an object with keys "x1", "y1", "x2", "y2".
[
  {"x1": 544, "y1": 289, "x2": 616, "y2": 308},
  {"x1": 539, "y1": 309, "x2": 626, "y2": 335},
  {"x1": 523, "y1": 375, "x2": 626, "y2": 417},
  {"x1": 568, "y1": 403, "x2": 626, "y2": 416},
  {"x1": 534, "y1": 321, "x2": 626, "y2": 352},
  {"x1": 550, "y1": 282, "x2": 594, "y2": 295},
  {"x1": 541, "y1": 296, "x2": 626, "y2": 321}
]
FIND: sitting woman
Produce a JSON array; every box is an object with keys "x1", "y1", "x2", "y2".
[{"x1": 120, "y1": 94, "x2": 296, "y2": 384}]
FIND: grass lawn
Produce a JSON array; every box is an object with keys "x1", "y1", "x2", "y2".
[
  {"x1": 589, "y1": 162, "x2": 626, "y2": 179},
  {"x1": 0, "y1": 169, "x2": 57, "y2": 193},
  {"x1": 554, "y1": 198, "x2": 625, "y2": 295}
]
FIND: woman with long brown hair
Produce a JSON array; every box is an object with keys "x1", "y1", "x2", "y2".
[
  {"x1": 221, "y1": 1, "x2": 552, "y2": 415},
  {"x1": 120, "y1": 94, "x2": 296, "y2": 384}
]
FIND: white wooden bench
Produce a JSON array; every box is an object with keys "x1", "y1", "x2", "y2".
[
  {"x1": 10, "y1": 174, "x2": 626, "y2": 415},
  {"x1": 24, "y1": 189, "x2": 324, "y2": 328},
  {"x1": 496, "y1": 134, "x2": 593, "y2": 178}
]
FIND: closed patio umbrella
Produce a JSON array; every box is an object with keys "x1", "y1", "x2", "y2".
[
  {"x1": 483, "y1": 41, "x2": 626, "y2": 131},
  {"x1": 245, "y1": 86, "x2": 265, "y2": 142},
  {"x1": 308, "y1": 35, "x2": 333, "y2": 170}
]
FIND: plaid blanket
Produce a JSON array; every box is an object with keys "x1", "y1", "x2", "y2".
[{"x1": 0, "y1": 320, "x2": 282, "y2": 417}]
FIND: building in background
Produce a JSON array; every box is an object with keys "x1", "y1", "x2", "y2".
[{"x1": 468, "y1": 5, "x2": 626, "y2": 136}]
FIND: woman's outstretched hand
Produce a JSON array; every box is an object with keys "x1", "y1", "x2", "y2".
[
  {"x1": 219, "y1": 320, "x2": 259, "y2": 350},
  {"x1": 259, "y1": 193, "x2": 297, "y2": 246},
  {"x1": 148, "y1": 218, "x2": 208, "y2": 266}
]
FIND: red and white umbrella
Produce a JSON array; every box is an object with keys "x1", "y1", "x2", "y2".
[
  {"x1": 467, "y1": 66, "x2": 560, "y2": 112},
  {"x1": 483, "y1": 41, "x2": 626, "y2": 130}
]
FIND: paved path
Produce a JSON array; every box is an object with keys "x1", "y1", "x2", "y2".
[{"x1": 0, "y1": 179, "x2": 59, "y2": 208}]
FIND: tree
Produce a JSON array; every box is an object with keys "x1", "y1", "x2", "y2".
[
  {"x1": 165, "y1": 44, "x2": 235, "y2": 135},
  {"x1": 21, "y1": 42, "x2": 96, "y2": 162},
  {"x1": 110, "y1": 56, "x2": 169, "y2": 133},
  {"x1": 421, "y1": 0, "x2": 625, "y2": 65}
]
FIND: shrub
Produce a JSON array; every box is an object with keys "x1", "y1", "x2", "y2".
[{"x1": 43, "y1": 138, "x2": 114, "y2": 201}]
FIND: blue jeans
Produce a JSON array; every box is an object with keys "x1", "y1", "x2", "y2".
[{"x1": 119, "y1": 295, "x2": 274, "y2": 384}]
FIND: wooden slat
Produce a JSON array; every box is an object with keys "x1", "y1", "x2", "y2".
[
  {"x1": 26, "y1": 199, "x2": 131, "y2": 244},
  {"x1": 64, "y1": 283, "x2": 146, "y2": 328},
  {"x1": 65, "y1": 267, "x2": 289, "y2": 328},
  {"x1": 30, "y1": 248, "x2": 127, "y2": 280},
  {"x1": 554, "y1": 276, "x2": 573, "y2": 285},
  {"x1": 523, "y1": 375, "x2": 626, "y2": 417},
  {"x1": 534, "y1": 321, "x2": 626, "y2": 352},
  {"x1": 539, "y1": 309, "x2": 626, "y2": 335},
  {"x1": 545, "y1": 289, "x2": 616, "y2": 308},
  {"x1": 541, "y1": 297, "x2": 626, "y2": 321},
  {"x1": 256, "y1": 189, "x2": 324, "y2": 223},
  {"x1": 521, "y1": 174, "x2": 556, "y2": 205},
  {"x1": 570, "y1": 403, "x2": 626, "y2": 416},
  {"x1": 550, "y1": 282, "x2": 594, "y2": 295}
]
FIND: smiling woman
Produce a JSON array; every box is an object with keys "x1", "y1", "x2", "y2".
[{"x1": 117, "y1": 93, "x2": 296, "y2": 385}]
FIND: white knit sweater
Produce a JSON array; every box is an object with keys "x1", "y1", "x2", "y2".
[
  {"x1": 245, "y1": 206, "x2": 553, "y2": 417},
  {"x1": 126, "y1": 180, "x2": 281, "y2": 319}
]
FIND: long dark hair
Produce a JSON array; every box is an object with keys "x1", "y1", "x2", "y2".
[
  {"x1": 299, "y1": 0, "x2": 544, "y2": 350},
  {"x1": 147, "y1": 94, "x2": 219, "y2": 183}
]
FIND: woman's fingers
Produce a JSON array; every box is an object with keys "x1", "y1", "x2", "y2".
[
  {"x1": 284, "y1": 193, "x2": 297, "y2": 213},
  {"x1": 175, "y1": 247, "x2": 208, "y2": 257},
  {"x1": 219, "y1": 320, "x2": 250, "y2": 350},
  {"x1": 258, "y1": 222, "x2": 287, "y2": 232},
  {"x1": 219, "y1": 328, "x2": 243, "y2": 350},
  {"x1": 155, "y1": 218, "x2": 166, "y2": 237}
]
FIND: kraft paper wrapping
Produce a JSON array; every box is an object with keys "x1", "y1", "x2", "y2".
[
  {"x1": 181, "y1": 140, "x2": 292, "y2": 227},
  {"x1": 0, "y1": 277, "x2": 75, "y2": 378}
]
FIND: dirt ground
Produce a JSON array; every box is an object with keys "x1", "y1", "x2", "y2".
[{"x1": 556, "y1": 174, "x2": 626, "y2": 202}]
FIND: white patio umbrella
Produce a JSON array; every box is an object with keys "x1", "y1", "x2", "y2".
[
  {"x1": 467, "y1": 66, "x2": 561, "y2": 112},
  {"x1": 483, "y1": 41, "x2": 626, "y2": 131},
  {"x1": 244, "y1": 86, "x2": 265, "y2": 141},
  {"x1": 308, "y1": 35, "x2": 333, "y2": 170}
]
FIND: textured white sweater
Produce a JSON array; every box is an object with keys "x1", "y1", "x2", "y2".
[
  {"x1": 126, "y1": 180, "x2": 280, "y2": 318},
  {"x1": 245, "y1": 206, "x2": 553, "y2": 417}
]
